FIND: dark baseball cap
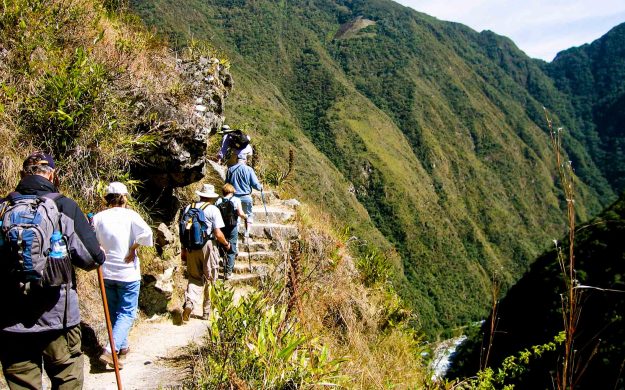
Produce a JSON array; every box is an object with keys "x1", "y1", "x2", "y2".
[{"x1": 23, "y1": 152, "x2": 56, "y2": 169}]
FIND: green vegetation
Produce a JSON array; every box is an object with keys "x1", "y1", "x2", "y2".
[
  {"x1": 131, "y1": 0, "x2": 616, "y2": 335},
  {"x1": 4, "y1": 0, "x2": 625, "y2": 387},
  {"x1": 190, "y1": 284, "x2": 345, "y2": 388},
  {"x1": 448, "y1": 192, "x2": 625, "y2": 388},
  {"x1": 544, "y1": 23, "x2": 625, "y2": 194},
  {"x1": 0, "y1": 0, "x2": 177, "y2": 210},
  {"x1": 129, "y1": 0, "x2": 623, "y2": 337}
]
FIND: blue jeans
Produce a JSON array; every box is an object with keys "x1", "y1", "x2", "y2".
[
  {"x1": 235, "y1": 194, "x2": 254, "y2": 224},
  {"x1": 223, "y1": 226, "x2": 238, "y2": 274},
  {"x1": 104, "y1": 279, "x2": 140, "y2": 353}
]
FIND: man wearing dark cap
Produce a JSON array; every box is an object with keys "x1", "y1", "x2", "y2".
[{"x1": 0, "y1": 152, "x2": 106, "y2": 389}]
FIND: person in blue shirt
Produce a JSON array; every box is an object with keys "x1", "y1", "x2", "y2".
[{"x1": 225, "y1": 151, "x2": 262, "y2": 239}]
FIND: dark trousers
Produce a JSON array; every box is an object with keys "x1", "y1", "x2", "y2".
[
  {"x1": 0, "y1": 326, "x2": 83, "y2": 390},
  {"x1": 222, "y1": 226, "x2": 239, "y2": 274}
]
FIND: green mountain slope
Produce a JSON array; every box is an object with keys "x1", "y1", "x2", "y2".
[
  {"x1": 130, "y1": 0, "x2": 618, "y2": 335},
  {"x1": 544, "y1": 23, "x2": 625, "y2": 193},
  {"x1": 448, "y1": 193, "x2": 625, "y2": 388}
]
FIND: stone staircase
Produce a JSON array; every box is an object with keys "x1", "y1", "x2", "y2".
[
  {"x1": 207, "y1": 160, "x2": 300, "y2": 291},
  {"x1": 218, "y1": 190, "x2": 300, "y2": 290}
]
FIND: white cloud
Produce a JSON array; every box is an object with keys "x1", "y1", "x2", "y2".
[{"x1": 397, "y1": 0, "x2": 625, "y2": 60}]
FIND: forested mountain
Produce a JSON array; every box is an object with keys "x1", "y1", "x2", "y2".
[
  {"x1": 130, "y1": 0, "x2": 623, "y2": 336},
  {"x1": 544, "y1": 23, "x2": 625, "y2": 193},
  {"x1": 447, "y1": 193, "x2": 625, "y2": 389}
]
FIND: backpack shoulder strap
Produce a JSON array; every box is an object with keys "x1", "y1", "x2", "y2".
[
  {"x1": 199, "y1": 202, "x2": 210, "y2": 211},
  {"x1": 41, "y1": 192, "x2": 63, "y2": 202},
  {"x1": 0, "y1": 198, "x2": 10, "y2": 219},
  {"x1": 6, "y1": 191, "x2": 22, "y2": 202}
]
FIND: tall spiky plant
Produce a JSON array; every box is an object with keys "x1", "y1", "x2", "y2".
[{"x1": 545, "y1": 109, "x2": 581, "y2": 390}]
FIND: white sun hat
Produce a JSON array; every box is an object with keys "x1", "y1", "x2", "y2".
[
  {"x1": 106, "y1": 182, "x2": 129, "y2": 195},
  {"x1": 195, "y1": 183, "x2": 220, "y2": 198}
]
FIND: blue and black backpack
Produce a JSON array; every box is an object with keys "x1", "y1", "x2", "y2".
[{"x1": 179, "y1": 202, "x2": 212, "y2": 250}]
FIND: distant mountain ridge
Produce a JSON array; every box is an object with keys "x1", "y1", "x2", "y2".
[
  {"x1": 130, "y1": 0, "x2": 625, "y2": 336},
  {"x1": 544, "y1": 23, "x2": 625, "y2": 193}
]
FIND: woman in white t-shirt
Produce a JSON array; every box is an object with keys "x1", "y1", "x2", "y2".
[{"x1": 93, "y1": 182, "x2": 153, "y2": 368}]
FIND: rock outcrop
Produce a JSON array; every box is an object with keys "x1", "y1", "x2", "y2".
[{"x1": 132, "y1": 56, "x2": 233, "y2": 220}]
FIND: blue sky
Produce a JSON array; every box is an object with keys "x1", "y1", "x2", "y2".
[{"x1": 396, "y1": 0, "x2": 625, "y2": 61}]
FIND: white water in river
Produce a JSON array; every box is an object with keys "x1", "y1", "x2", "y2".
[{"x1": 429, "y1": 335, "x2": 467, "y2": 380}]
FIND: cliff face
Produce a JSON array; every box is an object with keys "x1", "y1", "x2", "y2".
[{"x1": 131, "y1": 56, "x2": 233, "y2": 220}]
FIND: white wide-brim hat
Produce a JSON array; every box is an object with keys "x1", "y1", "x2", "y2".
[{"x1": 196, "y1": 183, "x2": 220, "y2": 198}]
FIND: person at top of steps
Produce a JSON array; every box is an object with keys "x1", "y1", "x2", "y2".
[
  {"x1": 216, "y1": 124, "x2": 253, "y2": 167},
  {"x1": 225, "y1": 151, "x2": 262, "y2": 241},
  {"x1": 92, "y1": 182, "x2": 153, "y2": 368}
]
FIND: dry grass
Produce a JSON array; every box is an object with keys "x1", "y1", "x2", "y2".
[
  {"x1": 0, "y1": 0, "x2": 193, "y2": 355},
  {"x1": 294, "y1": 204, "x2": 428, "y2": 388}
]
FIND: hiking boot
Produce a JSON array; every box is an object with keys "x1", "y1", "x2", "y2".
[
  {"x1": 119, "y1": 347, "x2": 130, "y2": 356},
  {"x1": 99, "y1": 352, "x2": 124, "y2": 369},
  {"x1": 223, "y1": 272, "x2": 231, "y2": 281},
  {"x1": 182, "y1": 305, "x2": 192, "y2": 322},
  {"x1": 171, "y1": 307, "x2": 183, "y2": 325}
]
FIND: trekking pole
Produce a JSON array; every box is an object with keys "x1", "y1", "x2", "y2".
[
  {"x1": 245, "y1": 220, "x2": 252, "y2": 273},
  {"x1": 260, "y1": 189, "x2": 273, "y2": 239},
  {"x1": 97, "y1": 266, "x2": 123, "y2": 389}
]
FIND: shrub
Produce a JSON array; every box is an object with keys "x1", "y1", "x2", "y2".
[{"x1": 190, "y1": 283, "x2": 346, "y2": 389}]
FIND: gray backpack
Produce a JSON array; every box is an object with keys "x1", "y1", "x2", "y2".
[{"x1": 0, "y1": 192, "x2": 72, "y2": 291}]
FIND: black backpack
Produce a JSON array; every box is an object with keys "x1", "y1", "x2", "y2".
[
  {"x1": 179, "y1": 203, "x2": 211, "y2": 250},
  {"x1": 216, "y1": 198, "x2": 238, "y2": 231},
  {"x1": 228, "y1": 130, "x2": 250, "y2": 150}
]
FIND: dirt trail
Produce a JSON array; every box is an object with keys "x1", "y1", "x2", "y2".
[{"x1": 83, "y1": 317, "x2": 207, "y2": 390}]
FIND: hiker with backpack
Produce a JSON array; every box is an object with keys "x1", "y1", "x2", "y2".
[
  {"x1": 92, "y1": 182, "x2": 153, "y2": 368},
  {"x1": 226, "y1": 151, "x2": 262, "y2": 241},
  {"x1": 215, "y1": 183, "x2": 247, "y2": 280},
  {"x1": 0, "y1": 152, "x2": 106, "y2": 389},
  {"x1": 179, "y1": 184, "x2": 231, "y2": 321},
  {"x1": 216, "y1": 125, "x2": 253, "y2": 166}
]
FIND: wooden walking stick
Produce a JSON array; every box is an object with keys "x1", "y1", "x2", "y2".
[{"x1": 97, "y1": 266, "x2": 123, "y2": 389}]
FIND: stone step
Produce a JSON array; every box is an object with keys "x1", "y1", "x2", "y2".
[
  {"x1": 225, "y1": 273, "x2": 261, "y2": 286},
  {"x1": 244, "y1": 223, "x2": 299, "y2": 240},
  {"x1": 237, "y1": 250, "x2": 279, "y2": 261},
  {"x1": 218, "y1": 259, "x2": 272, "y2": 275},
  {"x1": 236, "y1": 238, "x2": 272, "y2": 252},
  {"x1": 252, "y1": 191, "x2": 279, "y2": 206},
  {"x1": 248, "y1": 205, "x2": 295, "y2": 224},
  {"x1": 232, "y1": 261, "x2": 271, "y2": 275}
]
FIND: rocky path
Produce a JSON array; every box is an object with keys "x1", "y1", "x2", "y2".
[{"x1": 77, "y1": 189, "x2": 299, "y2": 389}]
